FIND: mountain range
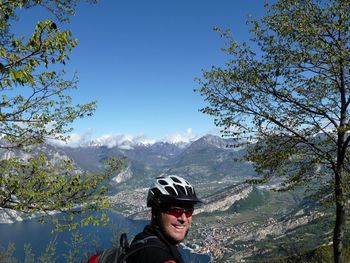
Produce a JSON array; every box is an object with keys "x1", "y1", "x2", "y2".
[
  {"x1": 0, "y1": 134, "x2": 336, "y2": 262},
  {"x1": 53, "y1": 134, "x2": 334, "y2": 262},
  {"x1": 53, "y1": 134, "x2": 257, "y2": 188}
]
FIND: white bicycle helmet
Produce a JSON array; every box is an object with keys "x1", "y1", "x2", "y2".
[{"x1": 147, "y1": 175, "x2": 201, "y2": 207}]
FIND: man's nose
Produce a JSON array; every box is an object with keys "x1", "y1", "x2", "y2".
[{"x1": 178, "y1": 212, "x2": 187, "y2": 222}]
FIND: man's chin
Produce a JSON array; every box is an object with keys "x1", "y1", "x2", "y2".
[{"x1": 166, "y1": 228, "x2": 189, "y2": 244}]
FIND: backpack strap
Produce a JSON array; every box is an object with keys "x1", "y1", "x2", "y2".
[
  {"x1": 130, "y1": 235, "x2": 158, "y2": 246},
  {"x1": 97, "y1": 247, "x2": 119, "y2": 263},
  {"x1": 96, "y1": 232, "x2": 130, "y2": 263},
  {"x1": 119, "y1": 235, "x2": 170, "y2": 262},
  {"x1": 88, "y1": 233, "x2": 175, "y2": 263}
]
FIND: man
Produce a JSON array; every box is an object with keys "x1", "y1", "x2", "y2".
[
  {"x1": 88, "y1": 175, "x2": 201, "y2": 263},
  {"x1": 124, "y1": 175, "x2": 202, "y2": 263}
]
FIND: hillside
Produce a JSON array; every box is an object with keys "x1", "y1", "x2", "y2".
[
  {"x1": 0, "y1": 134, "x2": 344, "y2": 262},
  {"x1": 58, "y1": 134, "x2": 257, "y2": 189},
  {"x1": 260, "y1": 244, "x2": 350, "y2": 263}
]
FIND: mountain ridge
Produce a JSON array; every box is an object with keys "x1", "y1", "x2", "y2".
[{"x1": 54, "y1": 134, "x2": 256, "y2": 185}]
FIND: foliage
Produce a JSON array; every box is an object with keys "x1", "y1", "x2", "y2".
[
  {"x1": 23, "y1": 244, "x2": 35, "y2": 263},
  {"x1": 1, "y1": 155, "x2": 124, "y2": 230},
  {"x1": 197, "y1": 0, "x2": 350, "y2": 262},
  {"x1": 63, "y1": 231, "x2": 89, "y2": 262},
  {"x1": 0, "y1": 224, "x2": 123, "y2": 262},
  {"x1": 0, "y1": 243, "x2": 18, "y2": 263},
  {"x1": 0, "y1": 239, "x2": 57, "y2": 263},
  {"x1": 0, "y1": 1, "x2": 97, "y2": 148},
  {"x1": 259, "y1": 244, "x2": 350, "y2": 263},
  {"x1": 0, "y1": 0, "x2": 124, "y2": 230},
  {"x1": 197, "y1": 0, "x2": 349, "y2": 192}
]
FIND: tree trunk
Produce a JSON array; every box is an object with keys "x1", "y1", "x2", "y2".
[{"x1": 333, "y1": 170, "x2": 346, "y2": 263}]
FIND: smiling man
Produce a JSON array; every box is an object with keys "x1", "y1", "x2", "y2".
[{"x1": 126, "y1": 175, "x2": 202, "y2": 263}]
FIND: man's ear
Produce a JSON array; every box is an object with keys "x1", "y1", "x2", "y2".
[{"x1": 151, "y1": 207, "x2": 160, "y2": 223}]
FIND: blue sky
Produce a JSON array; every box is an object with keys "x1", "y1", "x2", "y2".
[{"x1": 16, "y1": 0, "x2": 267, "y2": 145}]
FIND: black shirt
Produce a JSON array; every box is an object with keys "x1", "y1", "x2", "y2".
[{"x1": 125, "y1": 224, "x2": 184, "y2": 263}]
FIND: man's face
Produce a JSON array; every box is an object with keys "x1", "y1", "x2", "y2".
[{"x1": 159, "y1": 205, "x2": 194, "y2": 243}]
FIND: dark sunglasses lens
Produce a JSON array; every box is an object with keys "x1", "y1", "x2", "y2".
[
  {"x1": 184, "y1": 210, "x2": 193, "y2": 217},
  {"x1": 166, "y1": 208, "x2": 193, "y2": 217}
]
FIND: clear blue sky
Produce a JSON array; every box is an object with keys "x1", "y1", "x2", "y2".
[{"x1": 16, "y1": 0, "x2": 267, "y2": 144}]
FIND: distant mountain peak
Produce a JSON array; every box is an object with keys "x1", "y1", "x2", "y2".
[
  {"x1": 50, "y1": 134, "x2": 198, "y2": 149},
  {"x1": 189, "y1": 134, "x2": 229, "y2": 150}
]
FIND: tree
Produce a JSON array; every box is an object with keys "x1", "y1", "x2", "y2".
[
  {"x1": 0, "y1": 0, "x2": 123, "y2": 229},
  {"x1": 196, "y1": 0, "x2": 350, "y2": 262},
  {"x1": 0, "y1": 0, "x2": 96, "y2": 147}
]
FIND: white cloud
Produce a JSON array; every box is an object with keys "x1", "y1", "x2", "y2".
[
  {"x1": 93, "y1": 134, "x2": 133, "y2": 148},
  {"x1": 91, "y1": 133, "x2": 156, "y2": 148},
  {"x1": 49, "y1": 128, "x2": 206, "y2": 148},
  {"x1": 48, "y1": 129, "x2": 94, "y2": 147},
  {"x1": 50, "y1": 131, "x2": 157, "y2": 148},
  {"x1": 162, "y1": 128, "x2": 199, "y2": 144}
]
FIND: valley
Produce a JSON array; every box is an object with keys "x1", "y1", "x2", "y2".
[
  {"x1": 107, "y1": 180, "x2": 329, "y2": 262},
  {"x1": 0, "y1": 134, "x2": 338, "y2": 262}
]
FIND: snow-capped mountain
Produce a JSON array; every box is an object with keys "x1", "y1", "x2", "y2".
[
  {"x1": 0, "y1": 135, "x2": 255, "y2": 186},
  {"x1": 54, "y1": 134, "x2": 255, "y2": 185}
]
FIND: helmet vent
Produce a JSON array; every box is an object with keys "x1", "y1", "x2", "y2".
[
  {"x1": 165, "y1": 186, "x2": 177, "y2": 195},
  {"x1": 158, "y1": 179, "x2": 168, "y2": 185},
  {"x1": 176, "y1": 185, "x2": 187, "y2": 195},
  {"x1": 147, "y1": 175, "x2": 201, "y2": 207},
  {"x1": 186, "y1": 186, "x2": 193, "y2": 195},
  {"x1": 171, "y1": 176, "x2": 181, "y2": 183}
]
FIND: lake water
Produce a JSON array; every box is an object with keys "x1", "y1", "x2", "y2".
[{"x1": 0, "y1": 211, "x2": 211, "y2": 263}]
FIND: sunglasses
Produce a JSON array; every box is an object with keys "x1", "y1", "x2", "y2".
[{"x1": 164, "y1": 207, "x2": 194, "y2": 218}]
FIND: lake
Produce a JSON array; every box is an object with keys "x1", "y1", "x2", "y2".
[{"x1": 0, "y1": 210, "x2": 211, "y2": 263}]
